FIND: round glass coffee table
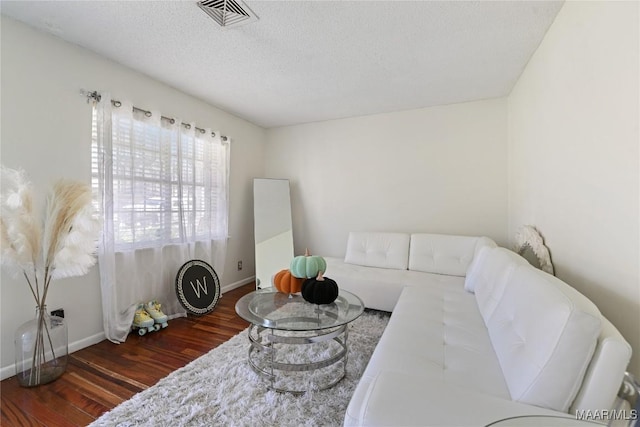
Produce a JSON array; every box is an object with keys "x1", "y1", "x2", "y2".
[{"x1": 235, "y1": 288, "x2": 364, "y2": 394}]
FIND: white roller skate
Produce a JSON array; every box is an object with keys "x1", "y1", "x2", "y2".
[
  {"x1": 146, "y1": 300, "x2": 168, "y2": 330},
  {"x1": 132, "y1": 304, "x2": 155, "y2": 336}
]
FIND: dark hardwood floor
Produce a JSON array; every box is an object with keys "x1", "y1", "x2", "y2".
[{"x1": 1, "y1": 283, "x2": 254, "y2": 427}]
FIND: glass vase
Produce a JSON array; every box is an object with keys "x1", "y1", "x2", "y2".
[{"x1": 14, "y1": 305, "x2": 68, "y2": 387}]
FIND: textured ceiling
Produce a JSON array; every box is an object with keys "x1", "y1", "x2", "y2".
[{"x1": 1, "y1": 1, "x2": 563, "y2": 128}]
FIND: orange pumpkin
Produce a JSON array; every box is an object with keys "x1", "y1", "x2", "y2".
[{"x1": 274, "y1": 269, "x2": 304, "y2": 294}]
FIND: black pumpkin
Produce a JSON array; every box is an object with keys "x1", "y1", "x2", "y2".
[{"x1": 301, "y1": 271, "x2": 339, "y2": 305}]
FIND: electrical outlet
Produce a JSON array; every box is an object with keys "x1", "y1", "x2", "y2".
[
  {"x1": 51, "y1": 308, "x2": 64, "y2": 318},
  {"x1": 237, "y1": 260, "x2": 243, "y2": 271}
]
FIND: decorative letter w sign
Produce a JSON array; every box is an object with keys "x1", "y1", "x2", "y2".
[
  {"x1": 176, "y1": 260, "x2": 221, "y2": 315},
  {"x1": 190, "y1": 277, "x2": 208, "y2": 298}
]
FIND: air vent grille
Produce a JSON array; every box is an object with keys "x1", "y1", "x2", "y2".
[{"x1": 198, "y1": 0, "x2": 258, "y2": 28}]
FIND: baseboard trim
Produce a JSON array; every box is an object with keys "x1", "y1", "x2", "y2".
[
  {"x1": 1, "y1": 331, "x2": 106, "y2": 381},
  {"x1": 69, "y1": 331, "x2": 106, "y2": 354},
  {"x1": 221, "y1": 276, "x2": 255, "y2": 294},
  {"x1": 0, "y1": 364, "x2": 16, "y2": 382}
]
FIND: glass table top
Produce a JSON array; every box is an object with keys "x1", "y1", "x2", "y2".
[{"x1": 235, "y1": 288, "x2": 365, "y2": 331}]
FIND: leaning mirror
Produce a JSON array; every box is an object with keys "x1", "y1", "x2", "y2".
[
  {"x1": 253, "y1": 179, "x2": 294, "y2": 289},
  {"x1": 514, "y1": 225, "x2": 554, "y2": 275}
]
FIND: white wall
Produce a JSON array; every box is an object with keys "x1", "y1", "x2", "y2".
[
  {"x1": 0, "y1": 17, "x2": 264, "y2": 378},
  {"x1": 265, "y1": 98, "x2": 509, "y2": 257},
  {"x1": 508, "y1": 1, "x2": 640, "y2": 374}
]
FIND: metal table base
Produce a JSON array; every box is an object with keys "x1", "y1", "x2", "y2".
[{"x1": 247, "y1": 321, "x2": 349, "y2": 394}]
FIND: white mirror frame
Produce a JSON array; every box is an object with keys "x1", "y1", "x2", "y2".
[
  {"x1": 514, "y1": 225, "x2": 555, "y2": 276},
  {"x1": 253, "y1": 178, "x2": 294, "y2": 289}
]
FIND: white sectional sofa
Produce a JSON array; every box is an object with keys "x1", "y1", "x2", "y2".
[{"x1": 324, "y1": 232, "x2": 632, "y2": 426}]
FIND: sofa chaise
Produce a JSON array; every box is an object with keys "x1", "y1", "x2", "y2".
[{"x1": 324, "y1": 232, "x2": 632, "y2": 426}]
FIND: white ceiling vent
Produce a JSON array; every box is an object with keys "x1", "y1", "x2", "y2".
[{"x1": 197, "y1": 0, "x2": 258, "y2": 28}]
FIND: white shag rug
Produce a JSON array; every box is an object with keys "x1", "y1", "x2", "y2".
[{"x1": 90, "y1": 310, "x2": 389, "y2": 427}]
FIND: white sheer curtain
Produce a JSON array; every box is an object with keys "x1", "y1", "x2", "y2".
[{"x1": 93, "y1": 93, "x2": 229, "y2": 343}]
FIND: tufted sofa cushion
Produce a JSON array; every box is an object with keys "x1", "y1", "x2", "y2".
[
  {"x1": 486, "y1": 266, "x2": 602, "y2": 413},
  {"x1": 344, "y1": 232, "x2": 410, "y2": 270},
  {"x1": 466, "y1": 247, "x2": 529, "y2": 320},
  {"x1": 408, "y1": 233, "x2": 495, "y2": 276},
  {"x1": 325, "y1": 257, "x2": 425, "y2": 311},
  {"x1": 352, "y1": 282, "x2": 512, "y2": 402}
]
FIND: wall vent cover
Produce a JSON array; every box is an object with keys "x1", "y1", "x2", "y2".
[{"x1": 197, "y1": 0, "x2": 258, "y2": 28}]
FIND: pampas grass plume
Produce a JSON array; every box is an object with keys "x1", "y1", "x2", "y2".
[
  {"x1": 1, "y1": 165, "x2": 99, "y2": 301},
  {"x1": 43, "y1": 180, "x2": 100, "y2": 280},
  {"x1": 0, "y1": 166, "x2": 41, "y2": 275}
]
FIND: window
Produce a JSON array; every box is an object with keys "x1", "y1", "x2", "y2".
[{"x1": 92, "y1": 104, "x2": 229, "y2": 251}]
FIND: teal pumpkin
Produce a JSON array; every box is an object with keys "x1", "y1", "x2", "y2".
[
  {"x1": 290, "y1": 249, "x2": 327, "y2": 279},
  {"x1": 302, "y1": 272, "x2": 339, "y2": 305}
]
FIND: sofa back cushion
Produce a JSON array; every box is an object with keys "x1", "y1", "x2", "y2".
[
  {"x1": 408, "y1": 234, "x2": 495, "y2": 277},
  {"x1": 467, "y1": 248, "x2": 528, "y2": 319},
  {"x1": 486, "y1": 266, "x2": 601, "y2": 413},
  {"x1": 344, "y1": 232, "x2": 410, "y2": 270},
  {"x1": 570, "y1": 317, "x2": 632, "y2": 414}
]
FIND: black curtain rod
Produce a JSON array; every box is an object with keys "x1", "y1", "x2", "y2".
[{"x1": 83, "y1": 90, "x2": 228, "y2": 141}]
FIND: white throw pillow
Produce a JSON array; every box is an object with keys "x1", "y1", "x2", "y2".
[
  {"x1": 464, "y1": 239, "x2": 500, "y2": 293},
  {"x1": 464, "y1": 246, "x2": 491, "y2": 293}
]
